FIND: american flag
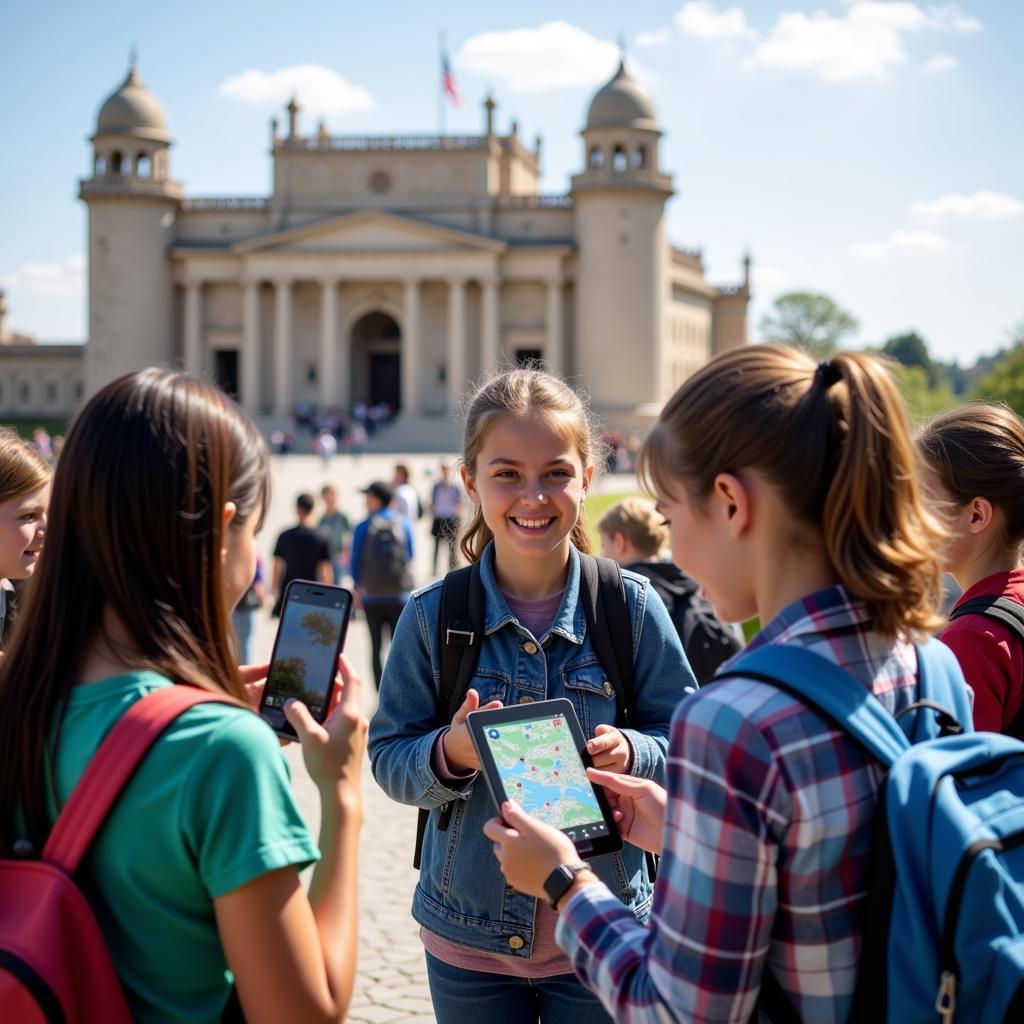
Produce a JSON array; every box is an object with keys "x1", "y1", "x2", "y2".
[{"x1": 442, "y1": 51, "x2": 460, "y2": 108}]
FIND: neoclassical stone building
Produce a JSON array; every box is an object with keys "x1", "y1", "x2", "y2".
[{"x1": 2, "y1": 59, "x2": 749, "y2": 428}]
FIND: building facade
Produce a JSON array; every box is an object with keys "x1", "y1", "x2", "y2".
[{"x1": 1, "y1": 60, "x2": 749, "y2": 427}]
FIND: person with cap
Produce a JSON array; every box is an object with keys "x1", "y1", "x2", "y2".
[{"x1": 350, "y1": 481, "x2": 415, "y2": 688}]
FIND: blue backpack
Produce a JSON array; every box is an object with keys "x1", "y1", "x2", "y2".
[{"x1": 732, "y1": 641, "x2": 1024, "y2": 1023}]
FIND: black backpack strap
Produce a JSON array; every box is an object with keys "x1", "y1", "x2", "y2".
[
  {"x1": 949, "y1": 595, "x2": 1024, "y2": 740},
  {"x1": 949, "y1": 595, "x2": 1024, "y2": 638},
  {"x1": 413, "y1": 562, "x2": 485, "y2": 869},
  {"x1": 579, "y1": 554, "x2": 635, "y2": 727}
]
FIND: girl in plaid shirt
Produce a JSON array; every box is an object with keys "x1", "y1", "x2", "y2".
[{"x1": 487, "y1": 344, "x2": 963, "y2": 1023}]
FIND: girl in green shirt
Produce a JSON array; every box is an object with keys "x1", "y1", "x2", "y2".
[{"x1": 0, "y1": 368, "x2": 366, "y2": 1024}]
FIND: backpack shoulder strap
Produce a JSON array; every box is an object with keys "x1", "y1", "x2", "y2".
[
  {"x1": 437, "y1": 562, "x2": 485, "y2": 720},
  {"x1": 728, "y1": 645, "x2": 910, "y2": 768},
  {"x1": 949, "y1": 595, "x2": 1024, "y2": 640},
  {"x1": 414, "y1": 563, "x2": 486, "y2": 871},
  {"x1": 42, "y1": 686, "x2": 242, "y2": 874},
  {"x1": 579, "y1": 554, "x2": 634, "y2": 727}
]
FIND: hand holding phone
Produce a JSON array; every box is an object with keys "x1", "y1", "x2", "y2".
[{"x1": 259, "y1": 580, "x2": 353, "y2": 740}]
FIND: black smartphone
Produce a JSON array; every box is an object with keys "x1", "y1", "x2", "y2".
[
  {"x1": 467, "y1": 698, "x2": 623, "y2": 860},
  {"x1": 259, "y1": 580, "x2": 353, "y2": 740}
]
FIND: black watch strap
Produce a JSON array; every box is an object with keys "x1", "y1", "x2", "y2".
[{"x1": 543, "y1": 861, "x2": 590, "y2": 910}]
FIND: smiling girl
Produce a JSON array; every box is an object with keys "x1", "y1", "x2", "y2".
[
  {"x1": 369, "y1": 368, "x2": 690, "y2": 1024},
  {"x1": 0, "y1": 426, "x2": 50, "y2": 651}
]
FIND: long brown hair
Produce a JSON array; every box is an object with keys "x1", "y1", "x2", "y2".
[
  {"x1": 459, "y1": 368, "x2": 599, "y2": 564},
  {"x1": 918, "y1": 402, "x2": 1024, "y2": 551},
  {"x1": 0, "y1": 368, "x2": 268, "y2": 854},
  {"x1": 639, "y1": 344, "x2": 945, "y2": 638},
  {"x1": 0, "y1": 425, "x2": 51, "y2": 505}
]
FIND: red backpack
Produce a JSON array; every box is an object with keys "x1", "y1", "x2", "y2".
[{"x1": 0, "y1": 686, "x2": 239, "y2": 1023}]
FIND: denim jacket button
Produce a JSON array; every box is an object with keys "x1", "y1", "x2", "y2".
[
  {"x1": 505, "y1": 885, "x2": 517, "y2": 896},
  {"x1": 602, "y1": 681, "x2": 614, "y2": 697},
  {"x1": 523, "y1": 641, "x2": 539, "y2": 655},
  {"x1": 517, "y1": 695, "x2": 535, "y2": 704},
  {"x1": 508, "y1": 934, "x2": 525, "y2": 950}
]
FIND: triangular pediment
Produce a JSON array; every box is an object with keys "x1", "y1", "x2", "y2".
[{"x1": 231, "y1": 210, "x2": 505, "y2": 255}]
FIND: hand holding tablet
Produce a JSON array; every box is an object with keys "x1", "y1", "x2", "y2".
[{"x1": 467, "y1": 698, "x2": 622, "y2": 859}]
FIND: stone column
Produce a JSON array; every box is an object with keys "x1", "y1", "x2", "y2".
[
  {"x1": 319, "y1": 278, "x2": 337, "y2": 408},
  {"x1": 447, "y1": 278, "x2": 466, "y2": 415},
  {"x1": 545, "y1": 278, "x2": 564, "y2": 375},
  {"x1": 273, "y1": 279, "x2": 293, "y2": 417},
  {"x1": 183, "y1": 280, "x2": 202, "y2": 375},
  {"x1": 240, "y1": 280, "x2": 260, "y2": 412},
  {"x1": 401, "y1": 278, "x2": 421, "y2": 417},
  {"x1": 480, "y1": 278, "x2": 500, "y2": 376}
]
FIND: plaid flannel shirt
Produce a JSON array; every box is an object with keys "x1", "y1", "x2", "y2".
[{"x1": 556, "y1": 585, "x2": 924, "y2": 1024}]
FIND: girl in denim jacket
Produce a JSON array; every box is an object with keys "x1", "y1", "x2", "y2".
[{"x1": 369, "y1": 369, "x2": 693, "y2": 1024}]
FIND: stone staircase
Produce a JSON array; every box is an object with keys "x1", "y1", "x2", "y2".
[{"x1": 254, "y1": 413, "x2": 462, "y2": 454}]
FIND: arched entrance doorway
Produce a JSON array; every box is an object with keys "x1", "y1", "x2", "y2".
[{"x1": 350, "y1": 311, "x2": 401, "y2": 412}]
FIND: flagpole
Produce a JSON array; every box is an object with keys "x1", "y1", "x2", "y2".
[{"x1": 438, "y1": 31, "x2": 446, "y2": 137}]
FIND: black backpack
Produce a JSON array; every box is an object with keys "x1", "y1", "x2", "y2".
[
  {"x1": 626, "y1": 562, "x2": 742, "y2": 686},
  {"x1": 948, "y1": 595, "x2": 1024, "y2": 739},
  {"x1": 359, "y1": 515, "x2": 413, "y2": 596},
  {"x1": 412, "y1": 554, "x2": 659, "y2": 875}
]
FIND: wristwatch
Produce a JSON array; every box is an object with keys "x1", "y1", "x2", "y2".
[{"x1": 543, "y1": 861, "x2": 590, "y2": 910}]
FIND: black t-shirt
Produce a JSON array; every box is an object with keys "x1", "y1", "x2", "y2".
[{"x1": 272, "y1": 524, "x2": 331, "y2": 615}]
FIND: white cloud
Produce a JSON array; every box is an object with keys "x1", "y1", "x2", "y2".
[
  {"x1": 925, "y1": 4, "x2": 982, "y2": 33},
  {"x1": 0, "y1": 255, "x2": 85, "y2": 300},
  {"x1": 218, "y1": 65, "x2": 375, "y2": 118},
  {"x1": 911, "y1": 191, "x2": 1024, "y2": 223},
  {"x1": 746, "y1": 1, "x2": 982, "y2": 82},
  {"x1": 852, "y1": 229, "x2": 950, "y2": 258},
  {"x1": 922, "y1": 53, "x2": 958, "y2": 73},
  {"x1": 456, "y1": 22, "x2": 621, "y2": 94},
  {"x1": 636, "y1": 27, "x2": 673, "y2": 49},
  {"x1": 675, "y1": 2, "x2": 758, "y2": 41}
]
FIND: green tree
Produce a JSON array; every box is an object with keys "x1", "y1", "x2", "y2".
[
  {"x1": 973, "y1": 343, "x2": 1024, "y2": 416},
  {"x1": 893, "y1": 364, "x2": 956, "y2": 422},
  {"x1": 759, "y1": 291, "x2": 859, "y2": 359}
]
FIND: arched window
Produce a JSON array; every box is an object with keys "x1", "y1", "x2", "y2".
[
  {"x1": 588, "y1": 146, "x2": 604, "y2": 169},
  {"x1": 46, "y1": 381, "x2": 58, "y2": 404},
  {"x1": 111, "y1": 151, "x2": 124, "y2": 175},
  {"x1": 136, "y1": 153, "x2": 152, "y2": 178},
  {"x1": 18, "y1": 381, "x2": 30, "y2": 403},
  {"x1": 611, "y1": 145, "x2": 628, "y2": 172},
  {"x1": 74, "y1": 381, "x2": 84, "y2": 400},
  {"x1": 94, "y1": 153, "x2": 107, "y2": 176},
  {"x1": 634, "y1": 145, "x2": 647, "y2": 169}
]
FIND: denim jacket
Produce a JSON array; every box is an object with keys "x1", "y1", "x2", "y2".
[{"x1": 368, "y1": 543, "x2": 695, "y2": 958}]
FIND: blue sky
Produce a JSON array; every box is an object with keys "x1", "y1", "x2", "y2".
[{"x1": 2, "y1": 0, "x2": 1021, "y2": 363}]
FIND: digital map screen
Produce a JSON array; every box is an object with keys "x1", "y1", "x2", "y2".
[{"x1": 482, "y1": 714, "x2": 608, "y2": 836}]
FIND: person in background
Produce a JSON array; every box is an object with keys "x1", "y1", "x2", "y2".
[
  {"x1": 392, "y1": 463, "x2": 421, "y2": 522},
  {"x1": 351, "y1": 482, "x2": 414, "y2": 689},
  {"x1": 919, "y1": 403, "x2": 1024, "y2": 734},
  {"x1": 597, "y1": 496, "x2": 742, "y2": 684},
  {"x1": 318, "y1": 485, "x2": 352, "y2": 585},
  {"x1": 271, "y1": 493, "x2": 332, "y2": 617},
  {"x1": 429, "y1": 461, "x2": 463, "y2": 576},
  {"x1": 0, "y1": 427, "x2": 50, "y2": 652},
  {"x1": 231, "y1": 555, "x2": 266, "y2": 664}
]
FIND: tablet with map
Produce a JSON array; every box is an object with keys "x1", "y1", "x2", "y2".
[{"x1": 467, "y1": 698, "x2": 622, "y2": 859}]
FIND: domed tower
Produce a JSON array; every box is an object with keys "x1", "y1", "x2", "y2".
[
  {"x1": 80, "y1": 60, "x2": 182, "y2": 395},
  {"x1": 571, "y1": 61, "x2": 673, "y2": 422}
]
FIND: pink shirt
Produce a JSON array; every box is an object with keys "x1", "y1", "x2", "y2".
[{"x1": 423, "y1": 589, "x2": 572, "y2": 976}]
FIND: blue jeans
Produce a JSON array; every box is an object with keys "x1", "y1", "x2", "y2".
[
  {"x1": 425, "y1": 952, "x2": 611, "y2": 1024},
  {"x1": 231, "y1": 608, "x2": 255, "y2": 664}
]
